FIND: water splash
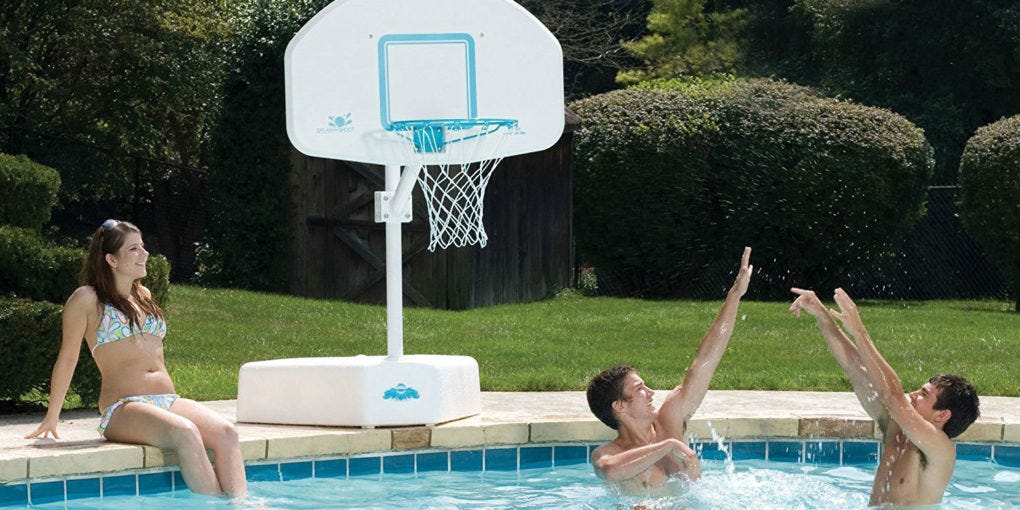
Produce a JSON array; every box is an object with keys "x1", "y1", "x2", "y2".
[{"x1": 706, "y1": 421, "x2": 735, "y2": 475}]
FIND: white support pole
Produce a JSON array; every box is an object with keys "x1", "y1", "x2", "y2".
[{"x1": 384, "y1": 164, "x2": 404, "y2": 359}]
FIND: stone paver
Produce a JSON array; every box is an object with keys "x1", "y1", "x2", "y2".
[{"x1": 2, "y1": 390, "x2": 1018, "y2": 483}]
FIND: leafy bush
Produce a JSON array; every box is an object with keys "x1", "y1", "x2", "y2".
[
  {"x1": 0, "y1": 226, "x2": 80, "y2": 304},
  {"x1": 959, "y1": 115, "x2": 1020, "y2": 311},
  {"x1": 0, "y1": 153, "x2": 60, "y2": 230},
  {"x1": 0, "y1": 225, "x2": 171, "y2": 306},
  {"x1": 570, "y1": 78, "x2": 933, "y2": 298},
  {"x1": 0, "y1": 297, "x2": 101, "y2": 406},
  {"x1": 144, "y1": 254, "x2": 171, "y2": 307}
]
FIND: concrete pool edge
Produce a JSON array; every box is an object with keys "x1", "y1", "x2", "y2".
[{"x1": 2, "y1": 390, "x2": 1019, "y2": 484}]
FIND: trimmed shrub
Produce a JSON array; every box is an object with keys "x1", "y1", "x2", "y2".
[
  {"x1": 959, "y1": 115, "x2": 1020, "y2": 311},
  {"x1": 0, "y1": 153, "x2": 61, "y2": 230},
  {"x1": 0, "y1": 225, "x2": 171, "y2": 306},
  {"x1": 0, "y1": 226, "x2": 80, "y2": 304},
  {"x1": 570, "y1": 78, "x2": 933, "y2": 298},
  {"x1": 0, "y1": 298, "x2": 101, "y2": 406}
]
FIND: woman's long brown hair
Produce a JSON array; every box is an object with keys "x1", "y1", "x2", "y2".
[{"x1": 80, "y1": 220, "x2": 163, "y2": 329}]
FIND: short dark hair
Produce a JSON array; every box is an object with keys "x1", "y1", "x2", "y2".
[
  {"x1": 929, "y1": 373, "x2": 980, "y2": 438},
  {"x1": 586, "y1": 365, "x2": 634, "y2": 430}
]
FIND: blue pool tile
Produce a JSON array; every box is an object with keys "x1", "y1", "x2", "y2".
[
  {"x1": 554, "y1": 445, "x2": 588, "y2": 466},
  {"x1": 697, "y1": 442, "x2": 730, "y2": 461},
  {"x1": 280, "y1": 461, "x2": 314, "y2": 481},
  {"x1": 995, "y1": 445, "x2": 1020, "y2": 467},
  {"x1": 956, "y1": 443, "x2": 992, "y2": 462},
  {"x1": 315, "y1": 459, "x2": 348, "y2": 478},
  {"x1": 804, "y1": 441, "x2": 841, "y2": 464},
  {"x1": 247, "y1": 463, "x2": 282, "y2": 482},
  {"x1": 730, "y1": 442, "x2": 766, "y2": 460},
  {"x1": 138, "y1": 472, "x2": 174, "y2": 495},
  {"x1": 0, "y1": 483, "x2": 28, "y2": 506},
  {"x1": 842, "y1": 441, "x2": 880, "y2": 465},
  {"x1": 349, "y1": 457, "x2": 381, "y2": 476},
  {"x1": 485, "y1": 448, "x2": 518, "y2": 471},
  {"x1": 769, "y1": 441, "x2": 803, "y2": 462},
  {"x1": 29, "y1": 480, "x2": 64, "y2": 505},
  {"x1": 173, "y1": 470, "x2": 186, "y2": 489},
  {"x1": 66, "y1": 477, "x2": 101, "y2": 500},
  {"x1": 103, "y1": 474, "x2": 136, "y2": 497},
  {"x1": 416, "y1": 452, "x2": 448, "y2": 472},
  {"x1": 451, "y1": 450, "x2": 483, "y2": 472},
  {"x1": 520, "y1": 446, "x2": 552, "y2": 469},
  {"x1": 383, "y1": 454, "x2": 415, "y2": 474}
]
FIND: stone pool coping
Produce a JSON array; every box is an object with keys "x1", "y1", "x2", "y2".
[{"x1": 2, "y1": 390, "x2": 1019, "y2": 484}]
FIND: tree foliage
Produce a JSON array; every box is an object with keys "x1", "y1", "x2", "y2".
[
  {"x1": 743, "y1": 0, "x2": 1020, "y2": 184},
  {"x1": 0, "y1": 0, "x2": 231, "y2": 194},
  {"x1": 617, "y1": 0, "x2": 747, "y2": 84},
  {"x1": 518, "y1": 0, "x2": 651, "y2": 98}
]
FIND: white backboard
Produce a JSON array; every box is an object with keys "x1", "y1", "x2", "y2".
[{"x1": 285, "y1": 0, "x2": 565, "y2": 165}]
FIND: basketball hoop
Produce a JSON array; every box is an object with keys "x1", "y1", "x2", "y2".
[{"x1": 389, "y1": 118, "x2": 517, "y2": 250}]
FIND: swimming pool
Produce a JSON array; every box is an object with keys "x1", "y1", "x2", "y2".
[{"x1": 14, "y1": 440, "x2": 1020, "y2": 509}]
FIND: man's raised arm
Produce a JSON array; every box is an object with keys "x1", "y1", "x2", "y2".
[
  {"x1": 790, "y1": 288, "x2": 890, "y2": 429},
  {"x1": 660, "y1": 247, "x2": 752, "y2": 430},
  {"x1": 830, "y1": 289, "x2": 955, "y2": 461}
]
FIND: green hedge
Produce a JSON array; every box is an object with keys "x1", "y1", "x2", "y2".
[
  {"x1": 0, "y1": 153, "x2": 61, "y2": 230},
  {"x1": 570, "y1": 78, "x2": 934, "y2": 298},
  {"x1": 959, "y1": 115, "x2": 1020, "y2": 310},
  {"x1": 0, "y1": 226, "x2": 171, "y2": 305},
  {"x1": 0, "y1": 226, "x2": 81, "y2": 304},
  {"x1": 0, "y1": 298, "x2": 102, "y2": 406}
]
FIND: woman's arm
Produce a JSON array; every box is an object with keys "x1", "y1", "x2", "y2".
[{"x1": 25, "y1": 288, "x2": 92, "y2": 439}]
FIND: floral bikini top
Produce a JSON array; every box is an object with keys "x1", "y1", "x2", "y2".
[{"x1": 92, "y1": 303, "x2": 167, "y2": 354}]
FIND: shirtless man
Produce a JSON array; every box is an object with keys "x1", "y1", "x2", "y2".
[
  {"x1": 790, "y1": 287, "x2": 979, "y2": 506},
  {"x1": 585, "y1": 247, "x2": 752, "y2": 494}
]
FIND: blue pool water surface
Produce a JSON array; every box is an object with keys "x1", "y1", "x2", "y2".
[{"x1": 19, "y1": 449, "x2": 1020, "y2": 509}]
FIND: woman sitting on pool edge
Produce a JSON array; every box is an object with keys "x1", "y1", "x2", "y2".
[{"x1": 26, "y1": 219, "x2": 247, "y2": 498}]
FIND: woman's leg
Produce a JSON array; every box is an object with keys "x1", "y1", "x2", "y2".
[
  {"x1": 102, "y1": 402, "x2": 222, "y2": 495},
  {"x1": 169, "y1": 399, "x2": 248, "y2": 497}
]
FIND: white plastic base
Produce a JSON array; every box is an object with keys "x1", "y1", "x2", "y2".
[{"x1": 235, "y1": 354, "x2": 481, "y2": 427}]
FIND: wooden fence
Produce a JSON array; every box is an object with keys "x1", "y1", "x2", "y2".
[{"x1": 288, "y1": 118, "x2": 577, "y2": 309}]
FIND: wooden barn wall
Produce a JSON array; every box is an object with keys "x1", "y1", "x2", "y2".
[{"x1": 288, "y1": 132, "x2": 573, "y2": 310}]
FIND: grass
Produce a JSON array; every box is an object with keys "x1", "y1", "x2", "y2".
[{"x1": 162, "y1": 285, "x2": 1020, "y2": 401}]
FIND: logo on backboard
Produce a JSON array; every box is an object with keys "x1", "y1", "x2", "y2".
[
  {"x1": 317, "y1": 113, "x2": 353, "y2": 134},
  {"x1": 383, "y1": 383, "x2": 420, "y2": 401}
]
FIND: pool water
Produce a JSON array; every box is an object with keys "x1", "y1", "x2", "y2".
[{"x1": 28, "y1": 457, "x2": 1020, "y2": 510}]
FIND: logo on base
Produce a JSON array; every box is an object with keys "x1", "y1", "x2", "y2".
[{"x1": 383, "y1": 383, "x2": 420, "y2": 401}]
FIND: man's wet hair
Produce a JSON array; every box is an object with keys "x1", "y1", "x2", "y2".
[
  {"x1": 586, "y1": 364, "x2": 634, "y2": 430},
  {"x1": 930, "y1": 373, "x2": 980, "y2": 438}
]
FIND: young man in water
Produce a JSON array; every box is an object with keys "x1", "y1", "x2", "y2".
[
  {"x1": 790, "y1": 287, "x2": 980, "y2": 507},
  {"x1": 585, "y1": 247, "x2": 752, "y2": 494}
]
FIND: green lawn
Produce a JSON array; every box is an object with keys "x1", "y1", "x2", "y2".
[{"x1": 164, "y1": 285, "x2": 1020, "y2": 400}]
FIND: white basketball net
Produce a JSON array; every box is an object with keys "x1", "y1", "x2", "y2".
[{"x1": 391, "y1": 120, "x2": 514, "y2": 251}]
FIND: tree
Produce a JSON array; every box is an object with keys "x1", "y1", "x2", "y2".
[
  {"x1": 518, "y1": 0, "x2": 651, "y2": 98},
  {"x1": 616, "y1": 0, "x2": 747, "y2": 85},
  {"x1": 0, "y1": 0, "x2": 232, "y2": 277}
]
